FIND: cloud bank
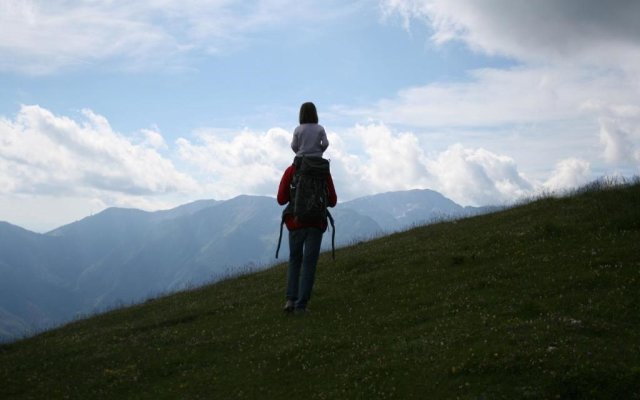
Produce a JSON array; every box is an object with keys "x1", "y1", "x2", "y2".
[
  {"x1": 2, "y1": 104, "x2": 633, "y2": 231},
  {"x1": 176, "y1": 127, "x2": 293, "y2": 199},
  {"x1": 0, "y1": 106, "x2": 536, "y2": 229},
  {"x1": 178, "y1": 122, "x2": 539, "y2": 206},
  {"x1": 0, "y1": 105, "x2": 197, "y2": 197}
]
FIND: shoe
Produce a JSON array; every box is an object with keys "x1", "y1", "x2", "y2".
[{"x1": 283, "y1": 300, "x2": 294, "y2": 313}]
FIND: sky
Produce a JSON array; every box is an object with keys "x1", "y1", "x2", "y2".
[{"x1": 1, "y1": 0, "x2": 639, "y2": 232}]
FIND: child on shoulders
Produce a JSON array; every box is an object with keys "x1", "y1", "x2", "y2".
[{"x1": 291, "y1": 102, "x2": 329, "y2": 158}]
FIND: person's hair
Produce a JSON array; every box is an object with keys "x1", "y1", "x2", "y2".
[{"x1": 299, "y1": 102, "x2": 319, "y2": 124}]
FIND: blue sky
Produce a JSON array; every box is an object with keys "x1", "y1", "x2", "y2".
[
  {"x1": 1, "y1": 2, "x2": 508, "y2": 134},
  {"x1": 1, "y1": 0, "x2": 639, "y2": 232}
]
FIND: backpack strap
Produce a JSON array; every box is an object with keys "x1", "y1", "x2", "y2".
[
  {"x1": 275, "y1": 218, "x2": 285, "y2": 259},
  {"x1": 275, "y1": 206, "x2": 291, "y2": 259},
  {"x1": 327, "y1": 210, "x2": 336, "y2": 260},
  {"x1": 276, "y1": 160, "x2": 299, "y2": 259}
]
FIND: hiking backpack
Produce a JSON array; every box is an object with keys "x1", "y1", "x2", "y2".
[{"x1": 275, "y1": 156, "x2": 336, "y2": 259}]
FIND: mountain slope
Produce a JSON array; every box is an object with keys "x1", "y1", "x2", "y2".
[
  {"x1": 0, "y1": 192, "x2": 388, "y2": 341},
  {"x1": 0, "y1": 222, "x2": 81, "y2": 339},
  {"x1": 342, "y1": 188, "x2": 465, "y2": 231},
  {"x1": 1, "y1": 188, "x2": 469, "y2": 341},
  {"x1": 1, "y1": 182, "x2": 639, "y2": 398}
]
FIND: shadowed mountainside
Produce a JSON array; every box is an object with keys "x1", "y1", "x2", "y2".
[{"x1": 1, "y1": 189, "x2": 485, "y2": 342}]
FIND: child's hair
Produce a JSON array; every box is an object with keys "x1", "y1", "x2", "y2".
[{"x1": 299, "y1": 102, "x2": 319, "y2": 124}]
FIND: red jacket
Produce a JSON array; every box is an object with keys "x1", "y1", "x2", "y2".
[{"x1": 277, "y1": 163, "x2": 337, "y2": 231}]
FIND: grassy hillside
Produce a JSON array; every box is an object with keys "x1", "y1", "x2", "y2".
[{"x1": 1, "y1": 182, "x2": 639, "y2": 399}]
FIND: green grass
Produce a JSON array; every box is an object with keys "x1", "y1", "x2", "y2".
[{"x1": 1, "y1": 182, "x2": 640, "y2": 399}]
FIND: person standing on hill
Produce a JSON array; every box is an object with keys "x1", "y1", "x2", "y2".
[
  {"x1": 277, "y1": 124, "x2": 337, "y2": 313},
  {"x1": 291, "y1": 102, "x2": 329, "y2": 158}
]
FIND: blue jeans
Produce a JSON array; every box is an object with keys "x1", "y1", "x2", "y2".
[{"x1": 286, "y1": 227, "x2": 323, "y2": 310}]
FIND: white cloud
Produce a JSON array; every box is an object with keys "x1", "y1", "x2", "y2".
[
  {"x1": 380, "y1": 0, "x2": 640, "y2": 70},
  {"x1": 2, "y1": 107, "x2": 614, "y2": 231},
  {"x1": 599, "y1": 118, "x2": 637, "y2": 165},
  {"x1": 333, "y1": 123, "x2": 433, "y2": 195},
  {"x1": 174, "y1": 122, "x2": 539, "y2": 207},
  {"x1": 371, "y1": 0, "x2": 640, "y2": 186},
  {"x1": 339, "y1": 65, "x2": 639, "y2": 188},
  {"x1": 356, "y1": 66, "x2": 640, "y2": 130},
  {"x1": 425, "y1": 143, "x2": 534, "y2": 206},
  {"x1": 0, "y1": 0, "x2": 363, "y2": 73},
  {"x1": 0, "y1": 1, "x2": 179, "y2": 74},
  {"x1": 176, "y1": 127, "x2": 294, "y2": 199},
  {"x1": 0, "y1": 105, "x2": 197, "y2": 196},
  {"x1": 375, "y1": 0, "x2": 640, "y2": 139},
  {"x1": 543, "y1": 158, "x2": 591, "y2": 192},
  {"x1": 141, "y1": 128, "x2": 168, "y2": 150},
  {"x1": 0, "y1": 105, "x2": 201, "y2": 231},
  {"x1": 325, "y1": 123, "x2": 535, "y2": 206}
]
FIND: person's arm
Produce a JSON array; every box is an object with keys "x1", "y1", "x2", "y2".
[
  {"x1": 320, "y1": 128, "x2": 329, "y2": 151},
  {"x1": 291, "y1": 129, "x2": 300, "y2": 153},
  {"x1": 277, "y1": 166, "x2": 294, "y2": 205}
]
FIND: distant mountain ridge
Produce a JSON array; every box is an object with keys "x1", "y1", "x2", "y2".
[
  {"x1": 0, "y1": 189, "x2": 493, "y2": 342},
  {"x1": 343, "y1": 188, "x2": 487, "y2": 231}
]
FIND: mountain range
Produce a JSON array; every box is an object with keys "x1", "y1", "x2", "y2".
[{"x1": 0, "y1": 189, "x2": 494, "y2": 342}]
